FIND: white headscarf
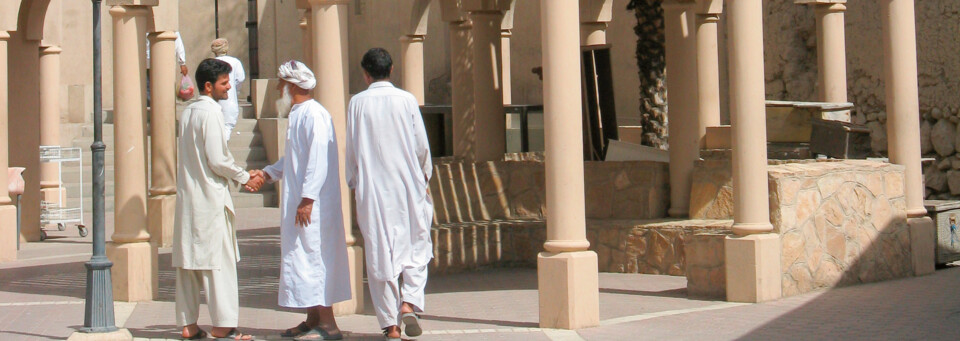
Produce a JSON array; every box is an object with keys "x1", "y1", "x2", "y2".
[
  {"x1": 278, "y1": 60, "x2": 316, "y2": 90},
  {"x1": 211, "y1": 38, "x2": 229, "y2": 56}
]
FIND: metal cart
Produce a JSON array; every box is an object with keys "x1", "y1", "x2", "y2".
[{"x1": 39, "y1": 146, "x2": 86, "y2": 240}]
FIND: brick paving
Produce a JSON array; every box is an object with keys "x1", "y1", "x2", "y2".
[{"x1": 2, "y1": 207, "x2": 959, "y2": 340}]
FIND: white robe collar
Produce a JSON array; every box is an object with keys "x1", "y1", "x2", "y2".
[
  {"x1": 199, "y1": 95, "x2": 222, "y2": 109},
  {"x1": 367, "y1": 81, "x2": 395, "y2": 90}
]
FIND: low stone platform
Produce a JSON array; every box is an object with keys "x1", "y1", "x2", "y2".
[{"x1": 358, "y1": 219, "x2": 734, "y2": 279}]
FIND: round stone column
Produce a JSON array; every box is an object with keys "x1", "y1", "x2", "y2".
[
  {"x1": 0, "y1": 32, "x2": 17, "y2": 262},
  {"x1": 537, "y1": 0, "x2": 599, "y2": 330},
  {"x1": 107, "y1": 5, "x2": 156, "y2": 302},
  {"x1": 881, "y1": 0, "x2": 936, "y2": 276},
  {"x1": 723, "y1": 0, "x2": 780, "y2": 304},
  {"x1": 814, "y1": 3, "x2": 848, "y2": 105},
  {"x1": 696, "y1": 13, "x2": 722, "y2": 142},
  {"x1": 39, "y1": 46, "x2": 64, "y2": 207},
  {"x1": 307, "y1": 0, "x2": 363, "y2": 315},
  {"x1": 663, "y1": 1, "x2": 700, "y2": 217},
  {"x1": 148, "y1": 31, "x2": 177, "y2": 248},
  {"x1": 400, "y1": 34, "x2": 426, "y2": 105},
  {"x1": 881, "y1": 0, "x2": 924, "y2": 218}
]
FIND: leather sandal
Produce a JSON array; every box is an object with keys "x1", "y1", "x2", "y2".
[
  {"x1": 401, "y1": 312, "x2": 422, "y2": 337},
  {"x1": 183, "y1": 328, "x2": 208, "y2": 340},
  {"x1": 215, "y1": 328, "x2": 255, "y2": 341},
  {"x1": 281, "y1": 321, "x2": 311, "y2": 338}
]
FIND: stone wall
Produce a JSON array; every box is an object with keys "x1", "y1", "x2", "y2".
[
  {"x1": 687, "y1": 160, "x2": 915, "y2": 298},
  {"x1": 769, "y1": 161, "x2": 913, "y2": 297},
  {"x1": 759, "y1": 1, "x2": 960, "y2": 199}
]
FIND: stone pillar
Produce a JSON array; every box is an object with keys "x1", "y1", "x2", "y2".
[
  {"x1": 449, "y1": 19, "x2": 477, "y2": 161},
  {"x1": 501, "y1": 29, "x2": 512, "y2": 105},
  {"x1": 300, "y1": 12, "x2": 313, "y2": 69},
  {"x1": 723, "y1": 0, "x2": 781, "y2": 303},
  {"x1": 695, "y1": 6, "x2": 722, "y2": 146},
  {"x1": 400, "y1": 34, "x2": 426, "y2": 105},
  {"x1": 39, "y1": 46, "x2": 64, "y2": 208},
  {"x1": 0, "y1": 32, "x2": 17, "y2": 262},
  {"x1": 465, "y1": 6, "x2": 506, "y2": 162},
  {"x1": 307, "y1": 0, "x2": 363, "y2": 315},
  {"x1": 798, "y1": 1, "x2": 848, "y2": 104},
  {"x1": 147, "y1": 32, "x2": 177, "y2": 248},
  {"x1": 537, "y1": 0, "x2": 599, "y2": 330},
  {"x1": 107, "y1": 5, "x2": 157, "y2": 302},
  {"x1": 663, "y1": 1, "x2": 700, "y2": 217},
  {"x1": 880, "y1": 0, "x2": 935, "y2": 275}
]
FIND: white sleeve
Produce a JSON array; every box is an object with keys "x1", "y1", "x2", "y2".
[
  {"x1": 410, "y1": 98, "x2": 432, "y2": 181},
  {"x1": 300, "y1": 113, "x2": 330, "y2": 201},
  {"x1": 175, "y1": 32, "x2": 186, "y2": 66},
  {"x1": 345, "y1": 100, "x2": 359, "y2": 189}
]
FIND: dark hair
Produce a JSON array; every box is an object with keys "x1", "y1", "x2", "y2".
[
  {"x1": 195, "y1": 58, "x2": 232, "y2": 93},
  {"x1": 361, "y1": 48, "x2": 393, "y2": 80}
]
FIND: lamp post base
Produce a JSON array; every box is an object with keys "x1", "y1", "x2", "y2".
[{"x1": 67, "y1": 328, "x2": 132, "y2": 341}]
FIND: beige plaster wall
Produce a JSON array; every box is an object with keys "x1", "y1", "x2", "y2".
[{"x1": 179, "y1": 1, "x2": 251, "y2": 101}]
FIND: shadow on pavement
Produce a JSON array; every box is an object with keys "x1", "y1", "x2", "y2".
[{"x1": 736, "y1": 207, "x2": 960, "y2": 340}]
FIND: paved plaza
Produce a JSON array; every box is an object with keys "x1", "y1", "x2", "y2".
[{"x1": 1, "y1": 208, "x2": 959, "y2": 341}]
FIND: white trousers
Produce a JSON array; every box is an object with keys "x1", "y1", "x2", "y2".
[
  {"x1": 175, "y1": 219, "x2": 239, "y2": 328},
  {"x1": 368, "y1": 265, "x2": 428, "y2": 329}
]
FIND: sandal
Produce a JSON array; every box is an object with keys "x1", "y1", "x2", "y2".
[
  {"x1": 215, "y1": 328, "x2": 256, "y2": 341},
  {"x1": 294, "y1": 327, "x2": 343, "y2": 340},
  {"x1": 401, "y1": 312, "x2": 422, "y2": 337},
  {"x1": 281, "y1": 321, "x2": 311, "y2": 338},
  {"x1": 382, "y1": 328, "x2": 401, "y2": 341},
  {"x1": 183, "y1": 328, "x2": 208, "y2": 340}
]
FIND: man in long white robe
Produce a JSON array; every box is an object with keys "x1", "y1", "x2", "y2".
[
  {"x1": 346, "y1": 48, "x2": 433, "y2": 340},
  {"x1": 211, "y1": 38, "x2": 246, "y2": 140},
  {"x1": 249, "y1": 60, "x2": 350, "y2": 340},
  {"x1": 173, "y1": 58, "x2": 261, "y2": 341}
]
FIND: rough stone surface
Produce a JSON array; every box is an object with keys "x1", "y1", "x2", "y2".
[
  {"x1": 920, "y1": 120, "x2": 934, "y2": 155},
  {"x1": 768, "y1": 161, "x2": 913, "y2": 297},
  {"x1": 931, "y1": 119, "x2": 955, "y2": 156},
  {"x1": 947, "y1": 170, "x2": 960, "y2": 195},
  {"x1": 689, "y1": 160, "x2": 915, "y2": 298}
]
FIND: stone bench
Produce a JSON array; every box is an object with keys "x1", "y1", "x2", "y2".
[{"x1": 374, "y1": 159, "x2": 674, "y2": 275}]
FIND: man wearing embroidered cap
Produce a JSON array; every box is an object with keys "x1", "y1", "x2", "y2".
[{"x1": 247, "y1": 60, "x2": 350, "y2": 340}]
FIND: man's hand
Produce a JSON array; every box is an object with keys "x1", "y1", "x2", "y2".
[
  {"x1": 180, "y1": 65, "x2": 189, "y2": 76},
  {"x1": 295, "y1": 198, "x2": 314, "y2": 227},
  {"x1": 244, "y1": 170, "x2": 265, "y2": 192}
]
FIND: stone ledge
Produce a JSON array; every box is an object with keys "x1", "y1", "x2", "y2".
[{"x1": 352, "y1": 218, "x2": 735, "y2": 277}]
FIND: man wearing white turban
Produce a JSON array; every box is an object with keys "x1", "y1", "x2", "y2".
[
  {"x1": 247, "y1": 60, "x2": 351, "y2": 340},
  {"x1": 212, "y1": 38, "x2": 246, "y2": 140}
]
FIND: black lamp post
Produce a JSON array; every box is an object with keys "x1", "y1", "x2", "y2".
[{"x1": 80, "y1": 0, "x2": 117, "y2": 333}]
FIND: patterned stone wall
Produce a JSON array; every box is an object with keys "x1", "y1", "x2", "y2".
[
  {"x1": 769, "y1": 161, "x2": 914, "y2": 297},
  {"x1": 686, "y1": 160, "x2": 915, "y2": 297}
]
